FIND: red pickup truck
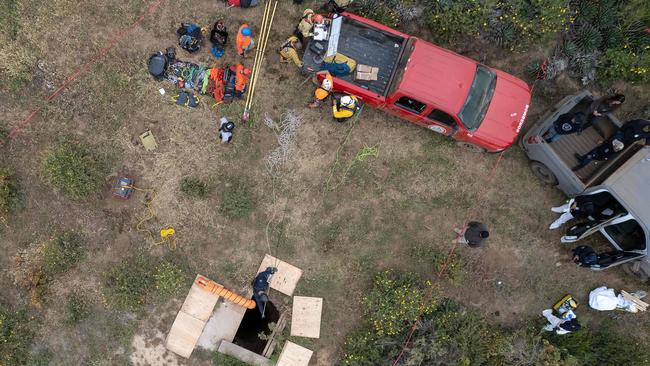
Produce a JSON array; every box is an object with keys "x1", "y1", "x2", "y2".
[{"x1": 303, "y1": 13, "x2": 532, "y2": 152}]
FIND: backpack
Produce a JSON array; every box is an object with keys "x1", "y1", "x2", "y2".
[
  {"x1": 222, "y1": 66, "x2": 237, "y2": 104},
  {"x1": 321, "y1": 53, "x2": 356, "y2": 76},
  {"x1": 148, "y1": 52, "x2": 168, "y2": 80}
]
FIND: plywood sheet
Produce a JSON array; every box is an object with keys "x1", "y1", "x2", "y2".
[
  {"x1": 291, "y1": 296, "x2": 323, "y2": 339},
  {"x1": 277, "y1": 341, "x2": 313, "y2": 366},
  {"x1": 165, "y1": 311, "x2": 205, "y2": 359},
  {"x1": 181, "y1": 275, "x2": 220, "y2": 322},
  {"x1": 258, "y1": 255, "x2": 303, "y2": 296}
]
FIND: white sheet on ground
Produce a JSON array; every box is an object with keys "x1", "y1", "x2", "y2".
[{"x1": 589, "y1": 286, "x2": 634, "y2": 311}]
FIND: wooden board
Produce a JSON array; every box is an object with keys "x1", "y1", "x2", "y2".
[
  {"x1": 166, "y1": 274, "x2": 222, "y2": 358},
  {"x1": 180, "y1": 275, "x2": 221, "y2": 322},
  {"x1": 165, "y1": 311, "x2": 205, "y2": 359},
  {"x1": 258, "y1": 255, "x2": 303, "y2": 297},
  {"x1": 276, "y1": 341, "x2": 313, "y2": 366},
  {"x1": 622, "y1": 290, "x2": 648, "y2": 311},
  {"x1": 291, "y1": 296, "x2": 323, "y2": 339}
]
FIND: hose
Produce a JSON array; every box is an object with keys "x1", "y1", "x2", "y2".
[{"x1": 195, "y1": 276, "x2": 256, "y2": 309}]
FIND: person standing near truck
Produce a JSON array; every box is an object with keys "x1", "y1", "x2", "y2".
[
  {"x1": 332, "y1": 95, "x2": 360, "y2": 122},
  {"x1": 309, "y1": 71, "x2": 333, "y2": 108},
  {"x1": 543, "y1": 112, "x2": 587, "y2": 143},
  {"x1": 279, "y1": 36, "x2": 303, "y2": 68},
  {"x1": 587, "y1": 94, "x2": 625, "y2": 123},
  {"x1": 295, "y1": 9, "x2": 315, "y2": 46},
  {"x1": 572, "y1": 245, "x2": 599, "y2": 267},
  {"x1": 549, "y1": 192, "x2": 617, "y2": 229},
  {"x1": 572, "y1": 138, "x2": 625, "y2": 171},
  {"x1": 620, "y1": 119, "x2": 650, "y2": 146}
]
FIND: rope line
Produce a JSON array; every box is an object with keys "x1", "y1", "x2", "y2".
[
  {"x1": 391, "y1": 150, "x2": 506, "y2": 365},
  {"x1": 391, "y1": 68, "x2": 545, "y2": 365}
]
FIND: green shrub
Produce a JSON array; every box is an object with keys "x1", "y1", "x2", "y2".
[
  {"x1": 219, "y1": 177, "x2": 255, "y2": 220},
  {"x1": 180, "y1": 176, "x2": 210, "y2": 199},
  {"x1": 0, "y1": 306, "x2": 33, "y2": 366},
  {"x1": 352, "y1": 0, "x2": 402, "y2": 28},
  {"x1": 212, "y1": 352, "x2": 249, "y2": 366},
  {"x1": 153, "y1": 261, "x2": 186, "y2": 298},
  {"x1": 362, "y1": 271, "x2": 435, "y2": 337},
  {"x1": 424, "y1": 0, "x2": 494, "y2": 46},
  {"x1": 486, "y1": 0, "x2": 572, "y2": 50},
  {"x1": 544, "y1": 322, "x2": 650, "y2": 365},
  {"x1": 43, "y1": 140, "x2": 108, "y2": 199},
  {"x1": 102, "y1": 255, "x2": 155, "y2": 311},
  {"x1": 65, "y1": 292, "x2": 91, "y2": 324},
  {"x1": 0, "y1": 167, "x2": 19, "y2": 214},
  {"x1": 42, "y1": 231, "x2": 86, "y2": 275},
  {"x1": 598, "y1": 48, "x2": 650, "y2": 84}
]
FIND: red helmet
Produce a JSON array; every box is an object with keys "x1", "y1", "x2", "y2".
[
  {"x1": 243, "y1": 68, "x2": 252, "y2": 75},
  {"x1": 313, "y1": 14, "x2": 324, "y2": 24}
]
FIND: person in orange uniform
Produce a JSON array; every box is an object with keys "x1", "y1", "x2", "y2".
[
  {"x1": 235, "y1": 64, "x2": 252, "y2": 98},
  {"x1": 236, "y1": 24, "x2": 254, "y2": 57},
  {"x1": 308, "y1": 71, "x2": 333, "y2": 108}
]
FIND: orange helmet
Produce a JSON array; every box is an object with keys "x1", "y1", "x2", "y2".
[{"x1": 243, "y1": 68, "x2": 252, "y2": 76}]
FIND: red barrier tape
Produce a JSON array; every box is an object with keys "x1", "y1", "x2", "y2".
[
  {"x1": 391, "y1": 150, "x2": 507, "y2": 366},
  {"x1": 391, "y1": 67, "x2": 547, "y2": 364},
  {"x1": 0, "y1": 0, "x2": 166, "y2": 146}
]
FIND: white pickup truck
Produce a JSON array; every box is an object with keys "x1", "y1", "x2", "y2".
[{"x1": 521, "y1": 91, "x2": 650, "y2": 281}]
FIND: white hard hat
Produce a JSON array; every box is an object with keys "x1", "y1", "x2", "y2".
[
  {"x1": 340, "y1": 95, "x2": 355, "y2": 107},
  {"x1": 612, "y1": 139, "x2": 624, "y2": 152},
  {"x1": 322, "y1": 78, "x2": 332, "y2": 90}
]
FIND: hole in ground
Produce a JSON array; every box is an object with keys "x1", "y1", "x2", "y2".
[{"x1": 233, "y1": 300, "x2": 279, "y2": 354}]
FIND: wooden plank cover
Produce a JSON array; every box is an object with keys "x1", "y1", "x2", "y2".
[
  {"x1": 276, "y1": 341, "x2": 313, "y2": 366},
  {"x1": 165, "y1": 312, "x2": 205, "y2": 358},
  {"x1": 290, "y1": 296, "x2": 323, "y2": 339},
  {"x1": 258, "y1": 255, "x2": 303, "y2": 296}
]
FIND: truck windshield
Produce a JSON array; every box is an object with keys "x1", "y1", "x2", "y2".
[{"x1": 458, "y1": 65, "x2": 497, "y2": 131}]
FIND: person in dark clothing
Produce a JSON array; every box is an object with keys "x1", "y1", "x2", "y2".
[
  {"x1": 543, "y1": 112, "x2": 587, "y2": 143},
  {"x1": 210, "y1": 21, "x2": 228, "y2": 48},
  {"x1": 252, "y1": 267, "x2": 277, "y2": 317},
  {"x1": 550, "y1": 192, "x2": 618, "y2": 229},
  {"x1": 587, "y1": 94, "x2": 625, "y2": 123},
  {"x1": 453, "y1": 221, "x2": 489, "y2": 247},
  {"x1": 619, "y1": 119, "x2": 650, "y2": 146},
  {"x1": 572, "y1": 138, "x2": 624, "y2": 171},
  {"x1": 572, "y1": 245, "x2": 598, "y2": 267}
]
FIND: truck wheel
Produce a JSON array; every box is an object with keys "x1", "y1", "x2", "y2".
[
  {"x1": 455, "y1": 142, "x2": 485, "y2": 153},
  {"x1": 622, "y1": 262, "x2": 650, "y2": 283},
  {"x1": 530, "y1": 161, "x2": 558, "y2": 185}
]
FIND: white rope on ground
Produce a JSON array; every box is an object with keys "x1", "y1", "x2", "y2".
[{"x1": 264, "y1": 110, "x2": 303, "y2": 173}]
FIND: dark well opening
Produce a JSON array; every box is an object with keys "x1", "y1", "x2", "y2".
[{"x1": 232, "y1": 300, "x2": 279, "y2": 354}]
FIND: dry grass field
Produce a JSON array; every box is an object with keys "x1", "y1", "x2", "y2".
[{"x1": 1, "y1": 0, "x2": 650, "y2": 365}]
